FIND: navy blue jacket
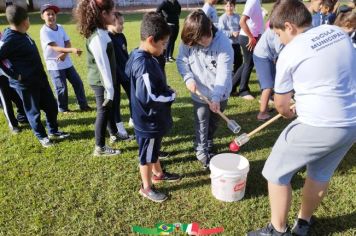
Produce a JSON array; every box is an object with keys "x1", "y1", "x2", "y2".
[
  {"x1": 312, "y1": 12, "x2": 336, "y2": 27},
  {"x1": 109, "y1": 32, "x2": 129, "y2": 84},
  {"x1": 0, "y1": 28, "x2": 48, "y2": 88},
  {"x1": 125, "y1": 49, "x2": 175, "y2": 138}
]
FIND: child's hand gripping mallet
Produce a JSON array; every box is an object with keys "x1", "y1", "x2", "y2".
[
  {"x1": 229, "y1": 105, "x2": 296, "y2": 152},
  {"x1": 195, "y1": 90, "x2": 241, "y2": 134}
]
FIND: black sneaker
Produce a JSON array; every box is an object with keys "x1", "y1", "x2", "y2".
[
  {"x1": 152, "y1": 171, "x2": 181, "y2": 183},
  {"x1": 291, "y1": 217, "x2": 315, "y2": 236},
  {"x1": 248, "y1": 223, "x2": 292, "y2": 236},
  {"x1": 80, "y1": 105, "x2": 93, "y2": 112},
  {"x1": 59, "y1": 109, "x2": 71, "y2": 114},
  {"x1": 49, "y1": 131, "x2": 70, "y2": 139},
  {"x1": 139, "y1": 185, "x2": 168, "y2": 203},
  {"x1": 158, "y1": 151, "x2": 170, "y2": 159}
]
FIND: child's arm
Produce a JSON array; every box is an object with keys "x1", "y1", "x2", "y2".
[
  {"x1": 274, "y1": 50, "x2": 296, "y2": 119},
  {"x1": 212, "y1": 42, "x2": 234, "y2": 103},
  {"x1": 218, "y1": 16, "x2": 232, "y2": 38},
  {"x1": 88, "y1": 35, "x2": 115, "y2": 102},
  {"x1": 240, "y1": 15, "x2": 256, "y2": 51},
  {"x1": 48, "y1": 42, "x2": 82, "y2": 55},
  {"x1": 156, "y1": 1, "x2": 168, "y2": 19},
  {"x1": 135, "y1": 74, "x2": 176, "y2": 106},
  {"x1": 219, "y1": 16, "x2": 239, "y2": 39},
  {"x1": 0, "y1": 39, "x2": 19, "y2": 79},
  {"x1": 176, "y1": 43, "x2": 197, "y2": 93}
]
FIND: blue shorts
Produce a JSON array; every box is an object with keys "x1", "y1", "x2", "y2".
[
  {"x1": 253, "y1": 55, "x2": 276, "y2": 90},
  {"x1": 262, "y1": 120, "x2": 356, "y2": 185},
  {"x1": 136, "y1": 136, "x2": 162, "y2": 165}
]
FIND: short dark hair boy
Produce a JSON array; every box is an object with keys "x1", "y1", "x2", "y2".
[
  {"x1": 5, "y1": 4, "x2": 27, "y2": 26},
  {"x1": 125, "y1": 12, "x2": 180, "y2": 203},
  {"x1": 270, "y1": 0, "x2": 312, "y2": 30},
  {"x1": 140, "y1": 12, "x2": 171, "y2": 42}
]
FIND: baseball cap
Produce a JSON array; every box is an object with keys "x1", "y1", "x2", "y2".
[{"x1": 40, "y1": 4, "x2": 60, "y2": 14}]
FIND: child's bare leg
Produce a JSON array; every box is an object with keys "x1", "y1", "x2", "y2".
[
  {"x1": 152, "y1": 160, "x2": 163, "y2": 176},
  {"x1": 140, "y1": 164, "x2": 153, "y2": 189},
  {"x1": 298, "y1": 177, "x2": 329, "y2": 221},
  {"x1": 268, "y1": 181, "x2": 292, "y2": 232},
  {"x1": 258, "y1": 88, "x2": 272, "y2": 120}
]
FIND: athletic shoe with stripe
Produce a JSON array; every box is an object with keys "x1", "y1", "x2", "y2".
[
  {"x1": 139, "y1": 185, "x2": 167, "y2": 203},
  {"x1": 49, "y1": 130, "x2": 70, "y2": 139},
  {"x1": 152, "y1": 171, "x2": 181, "y2": 183},
  {"x1": 93, "y1": 146, "x2": 121, "y2": 157},
  {"x1": 39, "y1": 137, "x2": 54, "y2": 148}
]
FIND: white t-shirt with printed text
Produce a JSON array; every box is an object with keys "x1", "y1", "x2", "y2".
[
  {"x1": 275, "y1": 25, "x2": 356, "y2": 127},
  {"x1": 40, "y1": 24, "x2": 73, "y2": 70}
]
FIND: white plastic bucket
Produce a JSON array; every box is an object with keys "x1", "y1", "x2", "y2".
[{"x1": 209, "y1": 153, "x2": 250, "y2": 202}]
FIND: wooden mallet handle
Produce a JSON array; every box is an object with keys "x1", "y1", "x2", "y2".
[
  {"x1": 247, "y1": 104, "x2": 296, "y2": 137},
  {"x1": 195, "y1": 90, "x2": 230, "y2": 123}
]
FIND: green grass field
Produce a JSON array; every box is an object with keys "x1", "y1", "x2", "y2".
[{"x1": 0, "y1": 4, "x2": 355, "y2": 235}]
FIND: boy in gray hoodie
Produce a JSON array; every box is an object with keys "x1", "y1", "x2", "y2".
[{"x1": 177, "y1": 10, "x2": 233, "y2": 168}]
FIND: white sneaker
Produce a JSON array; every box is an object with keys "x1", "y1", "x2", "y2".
[
  {"x1": 39, "y1": 137, "x2": 53, "y2": 148},
  {"x1": 128, "y1": 118, "x2": 135, "y2": 128}
]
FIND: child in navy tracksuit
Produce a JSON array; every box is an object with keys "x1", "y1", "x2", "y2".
[
  {"x1": 0, "y1": 5, "x2": 69, "y2": 147},
  {"x1": 107, "y1": 11, "x2": 133, "y2": 140},
  {"x1": 125, "y1": 12, "x2": 180, "y2": 203},
  {"x1": 0, "y1": 31, "x2": 28, "y2": 134}
]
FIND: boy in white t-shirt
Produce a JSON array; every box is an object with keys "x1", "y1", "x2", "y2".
[
  {"x1": 248, "y1": 1, "x2": 356, "y2": 235},
  {"x1": 40, "y1": 4, "x2": 91, "y2": 113}
]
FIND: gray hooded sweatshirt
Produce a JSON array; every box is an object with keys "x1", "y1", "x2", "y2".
[{"x1": 176, "y1": 30, "x2": 234, "y2": 103}]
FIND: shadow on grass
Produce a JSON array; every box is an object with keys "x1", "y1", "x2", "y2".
[
  {"x1": 161, "y1": 178, "x2": 211, "y2": 192},
  {"x1": 162, "y1": 157, "x2": 306, "y2": 199},
  {"x1": 58, "y1": 117, "x2": 94, "y2": 128},
  {"x1": 67, "y1": 130, "x2": 94, "y2": 141},
  {"x1": 311, "y1": 212, "x2": 356, "y2": 235},
  {"x1": 161, "y1": 155, "x2": 197, "y2": 166}
]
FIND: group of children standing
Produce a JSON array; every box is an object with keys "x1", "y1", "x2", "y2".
[{"x1": 0, "y1": 0, "x2": 355, "y2": 223}]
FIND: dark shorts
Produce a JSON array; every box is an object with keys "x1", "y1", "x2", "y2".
[{"x1": 137, "y1": 136, "x2": 162, "y2": 165}]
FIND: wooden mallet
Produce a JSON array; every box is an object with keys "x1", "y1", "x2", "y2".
[
  {"x1": 195, "y1": 90, "x2": 241, "y2": 134},
  {"x1": 229, "y1": 105, "x2": 296, "y2": 152}
]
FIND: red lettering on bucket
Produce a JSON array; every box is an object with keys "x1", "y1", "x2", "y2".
[{"x1": 234, "y1": 181, "x2": 246, "y2": 192}]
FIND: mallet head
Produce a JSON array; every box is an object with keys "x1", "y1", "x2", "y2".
[
  {"x1": 227, "y1": 120, "x2": 241, "y2": 134},
  {"x1": 229, "y1": 140, "x2": 240, "y2": 152},
  {"x1": 235, "y1": 133, "x2": 249, "y2": 146}
]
